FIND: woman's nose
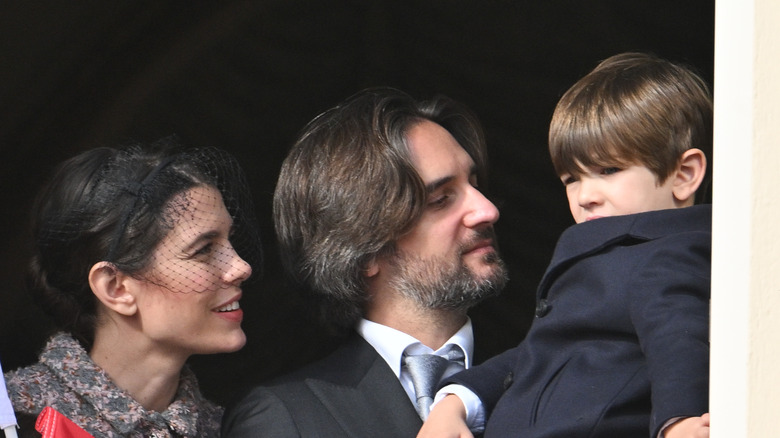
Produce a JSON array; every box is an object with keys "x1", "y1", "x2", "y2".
[{"x1": 222, "y1": 244, "x2": 252, "y2": 284}]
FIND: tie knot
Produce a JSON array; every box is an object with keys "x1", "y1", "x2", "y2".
[
  {"x1": 403, "y1": 354, "x2": 448, "y2": 386},
  {"x1": 402, "y1": 345, "x2": 466, "y2": 419}
]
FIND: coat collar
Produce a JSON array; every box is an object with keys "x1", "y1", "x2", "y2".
[
  {"x1": 39, "y1": 333, "x2": 211, "y2": 436},
  {"x1": 538, "y1": 205, "x2": 712, "y2": 296}
]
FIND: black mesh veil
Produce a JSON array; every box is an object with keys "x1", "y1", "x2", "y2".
[{"x1": 103, "y1": 145, "x2": 262, "y2": 286}]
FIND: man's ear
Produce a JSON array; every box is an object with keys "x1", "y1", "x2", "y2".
[
  {"x1": 672, "y1": 148, "x2": 707, "y2": 206},
  {"x1": 363, "y1": 257, "x2": 380, "y2": 279},
  {"x1": 89, "y1": 261, "x2": 138, "y2": 316}
]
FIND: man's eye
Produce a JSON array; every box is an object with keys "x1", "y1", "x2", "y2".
[
  {"x1": 561, "y1": 175, "x2": 577, "y2": 185},
  {"x1": 428, "y1": 195, "x2": 450, "y2": 209},
  {"x1": 601, "y1": 167, "x2": 621, "y2": 175}
]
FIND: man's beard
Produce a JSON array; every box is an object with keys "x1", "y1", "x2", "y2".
[{"x1": 388, "y1": 228, "x2": 508, "y2": 310}]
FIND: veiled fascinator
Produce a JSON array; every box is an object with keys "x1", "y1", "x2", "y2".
[{"x1": 29, "y1": 138, "x2": 262, "y2": 344}]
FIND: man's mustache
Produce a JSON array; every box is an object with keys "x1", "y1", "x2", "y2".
[{"x1": 460, "y1": 227, "x2": 500, "y2": 255}]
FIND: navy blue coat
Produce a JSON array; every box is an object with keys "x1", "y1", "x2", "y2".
[{"x1": 446, "y1": 205, "x2": 711, "y2": 438}]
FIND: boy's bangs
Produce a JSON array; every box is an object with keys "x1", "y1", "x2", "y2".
[{"x1": 552, "y1": 120, "x2": 637, "y2": 177}]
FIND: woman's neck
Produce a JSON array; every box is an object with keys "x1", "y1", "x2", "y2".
[{"x1": 90, "y1": 326, "x2": 187, "y2": 412}]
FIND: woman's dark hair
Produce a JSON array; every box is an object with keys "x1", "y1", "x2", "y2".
[{"x1": 28, "y1": 138, "x2": 261, "y2": 348}]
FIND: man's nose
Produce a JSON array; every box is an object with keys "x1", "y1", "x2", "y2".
[{"x1": 463, "y1": 187, "x2": 500, "y2": 227}]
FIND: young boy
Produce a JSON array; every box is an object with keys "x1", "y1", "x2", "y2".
[{"x1": 419, "y1": 52, "x2": 712, "y2": 438}]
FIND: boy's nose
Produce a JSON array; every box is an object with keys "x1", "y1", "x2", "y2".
[
  {"x1": 577, "y1": 178, "x2": 603, "y2": 208},
  {"x1": 463, "y1": 187, "x2": 500, "y2": 227}
]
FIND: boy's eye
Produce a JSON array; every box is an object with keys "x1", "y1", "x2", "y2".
[
  {"x1": 600, "y1": 167, "x2": 621, "y2": 176},
  {"x1": 560, "y1": 174, "x2": 577, "y2": 186}
]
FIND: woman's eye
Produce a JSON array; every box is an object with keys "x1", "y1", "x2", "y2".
[
  {"x1": 194, "y1": 243, "x2": 214, "y2": 257},
  {"x1": 561, "y1": 175, "x2": 577, "y2": 185},
  {"x1": 601, "y1": 167, "x2": 621, "y2": 175}
]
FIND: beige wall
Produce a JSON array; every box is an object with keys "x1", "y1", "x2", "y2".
[{"x1": 711, "y1": 0, "x2": 780, "y2": 435}]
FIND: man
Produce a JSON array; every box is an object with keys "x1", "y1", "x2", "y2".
[{"x1": 221, "y1": 87, "x2": 508, "y2": 437}]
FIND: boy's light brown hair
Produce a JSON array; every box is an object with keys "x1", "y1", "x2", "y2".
[{"x1": 549, "y1": 52, "x2": 712, "y2": 201}]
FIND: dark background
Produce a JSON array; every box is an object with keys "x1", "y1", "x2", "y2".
[{"x1": 0, "y1": 1, "x2": 714, "y2": 407}]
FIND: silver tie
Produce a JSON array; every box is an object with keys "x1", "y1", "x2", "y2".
[{"x1": 402, "y1": 346, "x2": 465, "y2": 420}]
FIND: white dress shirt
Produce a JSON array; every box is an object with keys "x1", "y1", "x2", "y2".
[{"x1": 356, "y1": 318, "x2": 474, "y2": 410}]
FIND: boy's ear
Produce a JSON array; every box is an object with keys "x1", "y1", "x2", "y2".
[
  {"x1": 672, "y1": 148, "x2": 707, "y2": 206},
  {"x1": 88, "y1": 261, "x2": 138, "y2": 316}
]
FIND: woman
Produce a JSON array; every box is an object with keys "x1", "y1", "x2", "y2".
[{"x1": 4, "y1": 139, "x2": 262, "y2": 437}]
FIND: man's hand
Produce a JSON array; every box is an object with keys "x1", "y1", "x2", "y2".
[
  {"x1": 664, "y1": 413, "x2": 710, "y2": 438},
  {"x1": 417, "y1": 394, "x2": 473, "y2": 438}
]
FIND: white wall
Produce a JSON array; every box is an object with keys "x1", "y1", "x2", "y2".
[{"x1": 711, "y1": 0, "x2": 780, "y2": 435}]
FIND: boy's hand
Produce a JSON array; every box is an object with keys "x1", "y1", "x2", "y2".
[
  {"x1": 416, "y1": 394, "x2": 473, "y2": 438},
  {"x1": 664, "y1": 413, "x2": 710, "y2": 438}
]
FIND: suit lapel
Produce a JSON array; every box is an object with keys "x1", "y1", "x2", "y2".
[{"x1": 305, "y1": 335, "x2": 422, "y2": 437}]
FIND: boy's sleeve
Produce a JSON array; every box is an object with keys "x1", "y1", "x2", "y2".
[
  {"x1": 433, "y1": 385, "x2": 486, "y2": 432},
  {"x1": 629, "y1": 230, "x2": 710, "y2": 438},
  {"x1": 439, "y1": 346, "x2": 519, "y2": 416}
]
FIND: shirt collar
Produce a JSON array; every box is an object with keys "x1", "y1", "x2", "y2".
[{"x1": 356, "y1": 318, "x2": 474, "y2": 378}]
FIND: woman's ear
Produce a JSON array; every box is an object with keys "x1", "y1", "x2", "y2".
[
  {"x1": 89, "y1": 261, "x2": 138, "y2": 316},
  {"x1": 672, "y1": 148, "x2": 707, "y2": 206}
]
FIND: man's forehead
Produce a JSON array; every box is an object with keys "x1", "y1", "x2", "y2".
[{"x1": 407, "y1": 121, "x2": 475, "y2": 184}]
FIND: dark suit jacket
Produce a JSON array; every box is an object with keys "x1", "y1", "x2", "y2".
[
  {"x1": 221, "y1": 333, "x2": 422, "y2": 437},
  {"x1": 447, "y1": 205, "x2": 711, "y2": 438}
]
